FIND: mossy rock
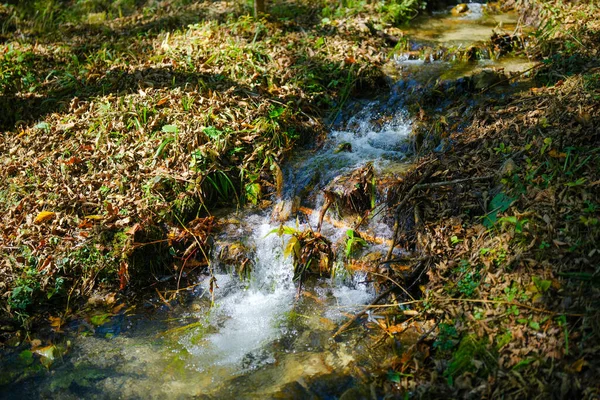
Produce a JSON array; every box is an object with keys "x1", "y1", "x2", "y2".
[{"x1": 171, "y1": 193, "x2": 202, "y2": 222}]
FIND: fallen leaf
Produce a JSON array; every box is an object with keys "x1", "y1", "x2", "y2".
[
  {"x1": 111, "y1": 303, "x2": 126, "y2": 314},
  {"x1": 84, "y1": 215, "x2": 104, "y2": 220},
  {"x1": 48, "y1": 316, "x2": 63, "y2": 332},
  {"x1": 34, "y1": 211, "x2": 56, "y2": 224},
  {"x1": 568, "y1": 358, "x2": 588, "y2": 373}
]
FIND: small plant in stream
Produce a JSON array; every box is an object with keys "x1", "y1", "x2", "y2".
[{"x1": 345, "y1": 229, "x2": 367, "y2": 258}]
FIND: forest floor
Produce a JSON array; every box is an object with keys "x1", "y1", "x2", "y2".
[{"x1": 0, "y1": 0, "x2": 599, "y2": 398}]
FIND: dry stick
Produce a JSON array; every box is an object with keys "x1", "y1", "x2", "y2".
[
  {"x1": 332, "y1": 287, "x2": 394, "y2": 339},
  {"x1": 370, "y1": 271, "x2": 415, "y2": 301},
  {"x1": 362, "y1": 298, "x2": 585, "y2": 317},
  {"x1": 386, "y1": 175, "x2": 495, "y2": 260},
  {"x1": 155, "y1": 288, "x2": 173, "y2": 310}
]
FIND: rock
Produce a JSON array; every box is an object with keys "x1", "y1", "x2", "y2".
[
  {"x1": 340, "y1": 386, "x2": 372, "y2": 400},
  {"x1": 271, "y1": 197, "x2": 300, "y2": 222},
  {"x1": 305, "y1": 373, "x2": 355, "y2": 398},
  {"x1": 451, "y1": 3, "x2": 469, "y2": 16},
  {"x1": 322, "y1": 163, "x2": 375, "y2": 216},
  {"x1": 472, "y1": 70, "x2": 505, "y2": 90},
  {"x1": 334, "y1": 142, "x2": 353, "y2": 153},
  {"x1": 268, "y1": 381, "x2": 318, "y2": 400}
]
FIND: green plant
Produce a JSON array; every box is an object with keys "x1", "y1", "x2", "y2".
[
  {"x1": 345, "y1": 229, "x2": 367, "y2": 258},
  {"x1": 445, "y1": 335, "x2": 497, "y2": 384},
  {"x1": 494, "y1": 142, "x2": 511, "y2": 154},
  {"x1": 497, "y1": 215, "x2": 529, "y2": 234},
  {"x1": 380, "y1": 0, "x2": 426, "y2": 25},
  {"x1": 450, "y1": 235, "x2": 463, "y2": 246},
  {"x1": 269, "y1": 225, "x2": 333, "y2": 282},
  {"x1": 10, "y1": 267, "x2": 41, "y2": 311},
  {"x1": 454, "y1": 260, "x2": 480, "y2": 298},
  {"x1": 482, "y1": 192, "x2": 515, "y2": 228},
  {"x1": 433, "y1": 322, "x2": 458, "y2": 351}
]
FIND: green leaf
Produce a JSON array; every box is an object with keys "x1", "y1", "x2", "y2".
[
  {"x1": 161, "y1": 124, "x2": 178, "y2": 133},
  {"x1": 245, "y1": 183, "x2": 261, "y2": 205},
  {"x1": 496, "y1": 331, "x2": 512, "y2": 349},
  {"x1": 204, "y1": 126, "x2": 224, "y2": 140},
  {"x1": 266, "y1": 225, "x2": 299, "y2": 237},
  {"x1": 90, "y1": 313, "x2": 111, "y2": 326},
  {"x1": 154, "y1": 136, "x2": 175, "y2": 159},
  {"x1": 483, "y1": 192, "x2": 515, "y2": 228},
  {"x1": 269, "y1": 106, "x2": 284, "y2": 119},
  {"x1": 532, "y1": 276, "x2": 551, "y2": 292},
  {"x1": 18, "y1": 350, "x2": 34, "y2": 365},
  {"x1": 529, "y1": 321, "x2": 540, "y2": 330},
  {"x1": 35, "y1": 121, "x2": 50, "y2": 131},
  {"x1": 512, "y1": 358, "x2": 536, "y2": 370},
  {"x1": 387, "y1": 370, "x2": 401, "y2": 383},
  {"x1": 490, "y1": 192, "x2": 515, "y2": 213}
]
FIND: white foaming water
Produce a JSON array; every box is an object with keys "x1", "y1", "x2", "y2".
[
  {"x1": 181, "y1": 218, "x2": 295, "y2": 369},
  {"x1": 180, "y1": 210, "x2": 379, "y2": 372},
  {"x1": 459, "y1": 3, "x2": 485, "y2": 20},
  {"x1": 326, "y1": 272, "x2": 374, "y2": 322},
  {"x1": 329, "y1": 104, "x2": 411, "y2": 172}
]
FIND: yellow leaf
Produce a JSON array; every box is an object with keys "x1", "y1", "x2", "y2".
[
  {"x1": 386, "y1": 324, "x2": 405, "y2": 334},
  {"x1": 284, "y1": 237, "x2": 299, "y2": 258},
  {"x1": 84, "y1": 215, "x2": 104, "y2": 220},
  {"x1": 48, "y1": 316, "x2": 63, "y2": 332},
  {"x1": 548, "y1": 149, "x2": 566, "y2": 158},
  {"x1": 111, "y1": 303, "x2": 126, "y2": 314},
  {"x1": 34, "y1": 211, "x2": 56, "y2": 224},
  {"x1": 570, "y1": 358, "x2": 587, "y2": 373}
]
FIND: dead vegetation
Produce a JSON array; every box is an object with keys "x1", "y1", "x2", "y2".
[{"x1": 352, "y1": 2, "x2": 600, "y2": 397}]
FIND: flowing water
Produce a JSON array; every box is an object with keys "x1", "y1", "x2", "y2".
[{"x1": 0, "y1": 4, "x2": 532, "y2": 399}]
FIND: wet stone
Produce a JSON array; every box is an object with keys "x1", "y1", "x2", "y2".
[
  {"x1": 451, "y1": 3, "x2": 470, "y2": 16},
  {"x1": 322, "y1": 163, "x2": 375, "y2": 216},
  {"x1": 339, "y1": 386, "x2": 373, "y2": 400},
  {"x1": 268, "y1": 381, "x2": 319, "y2": 400},
  {"x1": 305, "y1": 372, "x2": 355, "y2": 398},
  {"x1": 472, "y1": 70, "x2": 506, "y2": 90}
]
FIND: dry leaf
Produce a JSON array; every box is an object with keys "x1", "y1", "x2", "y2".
[
  {"x1": 48, "y1": 316, "x2": 63, "y2": 332},
  {"x1": 34, "y1": 211, "x2": 56, "y2": 224}
]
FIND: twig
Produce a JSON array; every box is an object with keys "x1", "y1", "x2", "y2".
[
  {"x1": 370, "y1": 271, "x2": 415, "y2": 301},
  {"x1": 432, "y1": 297, "x2": 585, "y2": 316},
  {"x1": 155, "y1": 288, "x2": 173, "y2": 310},
  {"x1": 332, "y1": 287, "x2": 394, "y2": 338},
  {"x1": 360, "y1": 297, "x2": 585, "y2": 317}
]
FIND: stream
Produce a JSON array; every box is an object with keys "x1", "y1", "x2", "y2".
[{"x1": 0, "y1": 4, "x2": 533, "y2": 399}]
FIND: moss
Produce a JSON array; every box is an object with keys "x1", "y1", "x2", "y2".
[
  {"x1": 48, "y1": 365, "x2": 109, "y2": 392},
  {"x1": 170, "y1": 194, "x2": 202, "y2": 223}
]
